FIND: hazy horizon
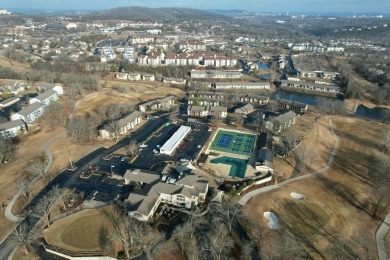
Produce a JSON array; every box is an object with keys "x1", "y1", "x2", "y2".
[{"x1": 2, "y1": 0, "x2": 390, "y2": 15}]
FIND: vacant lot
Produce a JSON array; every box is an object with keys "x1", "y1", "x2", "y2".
[
  {"x1": 242, "y1": 116, "x2": 388, "y2": 258},
  {"x1": 74, "y1": 79, "x2": 183, "y2": 116},
  {"x1": 43, "y1": 208, "x2": 112, "y2": 252}
]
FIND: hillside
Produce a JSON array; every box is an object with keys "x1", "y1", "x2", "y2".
[{"x1": 84, "y1": 6, "x2": 227, "y2": 21}]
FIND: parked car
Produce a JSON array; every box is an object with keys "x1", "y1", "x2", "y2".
[
  {"x1": 197, "y1": 145, "x2": 202, "y2": 149},
  {"x1": 153, "y1": 149, "x2": 160, "y2": 154},
  {"x1": 180, "y1": 158, "x2": 190, "y2": 162},
  {"x1": 120, "y1": 156, "x2": 126, "y2": 162},
  {"x1": 140, "y1": 144, "x2": 148, "y2": 148}
]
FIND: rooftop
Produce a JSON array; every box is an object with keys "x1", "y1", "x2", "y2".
[
  {"x1": 0, "y1": 119, "x2": 25, "y2": 131},
  {"x1": 15, "y1": 102, "x2": 44, "y2": 117}
]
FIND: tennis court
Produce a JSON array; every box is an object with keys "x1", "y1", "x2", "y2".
[{"x1": 210, "y1": 130, "x2": 257, "y2": 156}]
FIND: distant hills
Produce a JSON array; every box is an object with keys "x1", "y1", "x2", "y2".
[{"x1": 84, "y1": 7, "x2": 227, "y2": 21}]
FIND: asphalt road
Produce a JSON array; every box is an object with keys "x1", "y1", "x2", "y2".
[{"x1": 0, "y1": 116, "x2": 167, "y2": 259}]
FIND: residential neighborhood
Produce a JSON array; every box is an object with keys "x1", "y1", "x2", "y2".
[{"x1": 0, "y1": 3, "x2": 389, "y2": 260}]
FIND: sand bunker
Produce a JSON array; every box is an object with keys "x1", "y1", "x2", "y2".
[
  {"x1": 263, "y1": 212, "x2": 280, "y2": 230},
  {"x1": 291, "y1": 192, "x2": 304, "y2": 200}
]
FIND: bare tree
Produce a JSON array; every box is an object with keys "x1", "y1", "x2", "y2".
[
  {"x1": 9, "y1": 223, "x2": 38, "y2": 255},
  {"x1": 202, "y1": 222, "x2": 235, "y2": 260},
  {"x1": 284, "y1": 128, "x2": 300, "y2": 153},
  {"x1": 144, "y1": 230, "x2": 166, "y2": 259},
  {"x1": 210, "y1": 200, "x2": 241, "y2": 231},
  {"x1": 101, "y1": 205, "x2": 150, "y2": 258},
  {"x1": 51, "y1": 185, "x2": 71, "y2": 211},
  {"x1": 67, "y1": 116, "x2": 97, "y2": 142},
  {"x1": 43, "y1": 102, "x2": 63, "y2": 130},
  {"x1": 16, "y1": 176, "x2": 30, "y2": 198},
  {"x1": 107, "y1": 120, "x2": 121, "y2": 143},
  {"x1": 126, "y1": 139, "x2": 138, "y2": 157},
  {"x1": 30, "y1": 190, "x2": 58, "y2": 227},
  {"x1": 172, "y1": 213, "x2": 207, "y2": 257},
  {"x1": 0, "y1": 137, "x2": 13, "y2": 164},
  {"x1": 295, "y1": 144, "x2": 317, "y2": 171},
  {"x1": 25, "y1": 155, "x2": 46, "y2": 178}
]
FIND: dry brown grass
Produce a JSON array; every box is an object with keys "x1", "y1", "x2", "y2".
[
  {"x1": 274, "y1": 113, "x2": 333, "y2": 179},
  {"x1": 74, "y1": 79, "x2": 184, "y2": 117},
  {"x1": 0, "y1": 54, "x2": 32, "y2": 73},
  {"x1": 242, "y1": 116, "x2": 388, "y2": 259}
]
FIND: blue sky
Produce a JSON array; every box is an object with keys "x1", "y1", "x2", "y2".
[{"x1": 3, "y1": 0, "x2": 390, "y2": 13}]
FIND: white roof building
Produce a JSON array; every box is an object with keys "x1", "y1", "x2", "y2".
[{"x1": 160, "y1": 126, "x2": 191, "y2": 155}]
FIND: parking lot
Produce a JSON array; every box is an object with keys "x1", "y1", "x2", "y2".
[{"x1": 132, "y1": 121, "x2": 212, "y2": 170}]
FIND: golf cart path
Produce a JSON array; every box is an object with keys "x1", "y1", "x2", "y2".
[
  {"x1": 238, "y1": 118, "x2": 339, "y2": 206},
  {"x1": 4, "y1": 131, "x2": 66, "y2": 222}
]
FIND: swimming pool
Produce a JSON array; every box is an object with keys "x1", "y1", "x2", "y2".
[{"x1": 210, "y1": 156, "x2": 248, "y2": 178}]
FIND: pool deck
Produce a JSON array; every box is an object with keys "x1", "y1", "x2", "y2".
[{"x1": 204, "y1": 151, "x2": 258, "y2": 180}]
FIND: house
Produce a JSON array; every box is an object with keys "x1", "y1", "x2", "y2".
[
  {"x1": 163, "y1": 77, "x2": 186, "y2": 85},
  {"x1": 29, "y1": 89, "x2": 59, "y2": 106},
  {"x1": 191, "y1": 70, "x2": 242, "y2": 79},
  {"x1": 11, "y1": 102, "x2": 45, "y2": 124},
  {"x1": 142, "y1": 74, "x2": 155, "y2": 81},
  {"x1": 234, "y1": 103, "x2": 254, "y2": 114},
  {"x1": 124, "y1": 168, "x2": 208, "y2": 222},
  {"x1": 148, "y1": 55, "x2": 161, "y2": 66},
  {"x1": 209, "y1": 106, "x2": 227, "y2": 118},
  {"x1": 98, "y1": 111, "x2": 142, "y2": 140},
  {"x1": 128, "y1": 73, "x2": 141, "y2": 81},
  {"x1": 179, "y1": 40, "x2": 206, "y2": 51},
  {"x1": 277, "y1": 99, "x2": 308, "y2": 113},
  {"x1": 187, "y1": 105, "x2": 227, "y2": 118},
  {"x1": 164, "y1": 52, "x2": 177, "y2": 65},
  {"x1": 115, "y1": 73, "x2": 128, "y2": 80},
  {"x1": 187, "y1": 97, "x2": 220, "y2": 106},
  {"x1": 239, "y1": 94, "x2": 269, "y2": 105},
  {"x1": 214, "y1": 82, "x2": 270, "y2": 90},
  {"x1": 255, "y1": 148, "x2": 274, "y2": 174},
  {"x1": 138, "y1": 96, "x2": 177, "y2": 113},
  {"x1": 266, "y1": 111, "x2": 297, "y2": 132},
  {"x1": 187, "y1": 105, "x2": 208, "y2": 117},
  {"x1": 131, "y1": 35, "x2": 155, "y2": 44},
  {"x1": 281, "y1": 80, "x2": 340, "y2": 93},
  {"x1": 0, "y1": 119, "x2": 27, "y2": 138}
]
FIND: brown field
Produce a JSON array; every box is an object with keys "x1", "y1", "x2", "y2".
[
  {"x1": 74, "y1": 79, "x2": 184, "y2": 116},
  {"x1": 0, "y1": 54, "x2": 32, "y2": 73},
  {"x1": 242, "y1": 116, "x2": 388, "y2": 258},
  {"x1": 43, "y1": 208, "x2": 112, "y2": 252},
  {"x1": 274, "y1": 113, "x2": 333, "y2": 179}
]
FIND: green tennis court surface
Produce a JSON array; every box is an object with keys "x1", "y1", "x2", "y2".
[{"x1": 210, "y1": 130, "x2": 257, "y2": 156}]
